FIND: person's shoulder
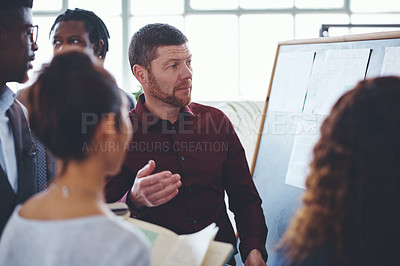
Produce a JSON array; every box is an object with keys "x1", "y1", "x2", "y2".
[
  {"x1": 1, "y1": 206, "x2": 23, "y2": 230},
  {"x1": 0, "y1": 206, "x2": 35, "y2": 247}
]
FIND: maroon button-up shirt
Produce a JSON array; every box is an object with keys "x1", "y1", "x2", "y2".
[{"x1": 105, "y1": 95, "x2": 267, "y2": 262}]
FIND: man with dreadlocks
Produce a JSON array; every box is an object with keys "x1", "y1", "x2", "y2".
[
  {"x1": 17, "y1": 8, "x2": 136, "y2": 186},
  {"x1": 18, "y1": 8, "x2": 136, "y2": 110}
]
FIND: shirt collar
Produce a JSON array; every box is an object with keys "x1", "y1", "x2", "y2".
[
  {"x1": 0, "y1": 85, "x2": 16, "y2": 114},
  {"x1": 134, "y1": 94, "x2": 195, "y2": 130}
]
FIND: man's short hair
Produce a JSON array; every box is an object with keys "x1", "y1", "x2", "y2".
[
  {"x1": 49, "y1": 8, "x2": 110, "y2": 59},
  {"x1": 0, "y1": 0, "x2": 33, "y2": 26},
  {"x1": 0, "y1": 0, "x2": 32, "y2": 9},
  {"x1": 128, "y1": 23, "x2": 188, "y2": 71}
]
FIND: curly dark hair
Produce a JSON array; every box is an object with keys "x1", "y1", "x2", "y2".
[{"x1": 279, "y1": 76, "x2": 400, "y2": 266}]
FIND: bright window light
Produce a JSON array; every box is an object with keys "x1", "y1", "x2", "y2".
[
  {"x1": 240, "y1": 0, "x2": 294, "y2": 9},
  {"x1": 295, "y1": 13, "x2": 350, "y2": 39},
  {"x1": 131, "y1": 0, "x2": 184, "y2": 15},
  {"x1": 191, "y1": 0, "x2": 239, "y2": 10},
  {"x1": 29, "y1": 0, "x2": 400, "y2": 100},
  {"x1": 32, "y1": 0, "x2": 62, "y2": 11},
  {"x1": 130, "y1": 16, "x2": 184, "y2": 37},
  {"x1": 240, "y1": 15, "x2": 294, "y2": 100},
  {"x1": 185, "y1": 15, "x2": 239, "y2": 101},
  {"x1": 295, "y1": 0, "x2": 344, "y2": 9},
  {"x1": 350, "y1": 14, "x2": 400, "y2": 35},
  {"x1": 351, "y1": 0, "x2": 400, "y2": 12},
  {"x1": 68, "y1": 0, "x2": 121, "y2": 16},
  {"x1": 102, "y1": 17, "x2": 124, "y2": 89}
]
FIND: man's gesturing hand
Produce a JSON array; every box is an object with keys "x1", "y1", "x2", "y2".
[{"x1": 129, "y1": 160, "x2": 181, "y2": 208}]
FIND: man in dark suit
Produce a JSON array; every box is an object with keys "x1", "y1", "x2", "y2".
[{"x1": 0, "y1": 0, "x2": 39, "y2": 236}]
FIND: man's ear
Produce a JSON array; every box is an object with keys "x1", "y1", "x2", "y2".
[
  {"x1": 94, "y1": 39, "x2": 105, "y2": 58},
  {"x1": 133, "y1": 64, "x2": 148, "y2": 86}
]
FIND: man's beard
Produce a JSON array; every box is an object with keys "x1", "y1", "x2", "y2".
[{"x1": 147, "y1": 72, "x2": 191, "y2": 107}]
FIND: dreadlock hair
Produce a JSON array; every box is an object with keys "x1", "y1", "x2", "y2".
[{"x1": 49, "y1": 8, "x2": 110, "y2": 59}]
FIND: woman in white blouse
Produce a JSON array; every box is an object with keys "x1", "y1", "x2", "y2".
[{"x1": 0, "y1": 51, "x2": 150, "y2": 266}]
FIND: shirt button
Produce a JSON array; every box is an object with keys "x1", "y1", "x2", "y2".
[
  {"x1": 187, "y1": 187, "x2": 192, "y2": 193},
  {"x1": 193, "y1": 219, "x2": 197, "y2": 224},
  {"x1": 171, "y1": 125, "x2": 175, "y2": 130},
  {"x1": 180, "y1": 156, "x2": 185, "y2": 161}
]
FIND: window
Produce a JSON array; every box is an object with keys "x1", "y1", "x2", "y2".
[{"x1": 24, "y1": 0, "x2": 400, "y2": 101}]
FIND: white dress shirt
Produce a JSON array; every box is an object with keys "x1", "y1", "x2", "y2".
[{"x1": 0, "y1": 86, "x2": 18, "y2": 192}]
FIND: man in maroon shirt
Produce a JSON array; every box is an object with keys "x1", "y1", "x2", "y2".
[{"x1": 105, "y1": 23, "x2": 267, "y2": 265}]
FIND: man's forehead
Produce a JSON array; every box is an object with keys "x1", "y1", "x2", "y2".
[
  {"x1": 53, "y1": 21, "x2": 89, "y2": 38},
  {"x1": 55, "y1": 20, "x2": 86, "y2": 32},
  {"x1": 155, "y1": 43, "x2": 191, "y2": 61}
]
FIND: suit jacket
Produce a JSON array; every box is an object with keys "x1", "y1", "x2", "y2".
[{"x1": 0, "y1": 99, "x2": 37, "y2": 236}]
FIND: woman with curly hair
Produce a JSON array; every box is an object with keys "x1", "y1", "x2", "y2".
[{"x1": 275, "y1": 76, "x2": 400, "y2": 266}]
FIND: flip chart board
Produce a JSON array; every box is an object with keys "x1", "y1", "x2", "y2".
[{"x1": 251, "y1": 31, "x2": 400, "y2": 264}]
